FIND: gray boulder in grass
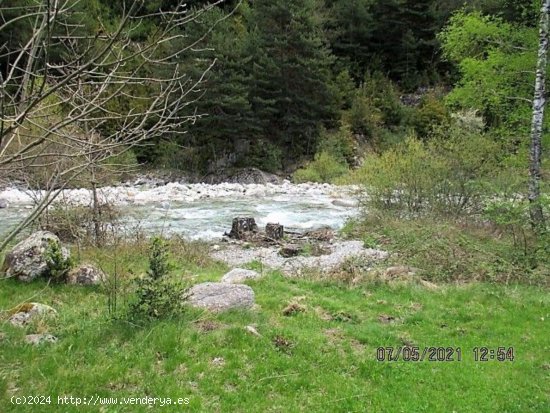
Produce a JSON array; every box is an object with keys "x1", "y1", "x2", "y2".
[
  {"x1": 184, "y1": 282, "x2": 255, "y2": 312},
  {"x1": 2, "y1": 231, "x2": 70, "y2": 282},
  {"x1": 67, "y1": 263, "x2": 106, "y2": 285},
  {"x1": 221, "y1": 268, "x2": 261, "y2": 284},
  {"x1": 8, "y1": 302, "x2": 57, "y2": 327}
]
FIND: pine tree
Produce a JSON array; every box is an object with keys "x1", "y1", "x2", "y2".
[{"x1": 247, "y1": 0, "x2": 339, "y2": 159}]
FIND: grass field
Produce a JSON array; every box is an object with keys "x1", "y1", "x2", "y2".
[{"x1": 1, "y1": 258, "x2": 548, "y2": 412}]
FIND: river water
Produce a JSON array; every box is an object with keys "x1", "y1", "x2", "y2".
[{"x1": 0, "y1": 182, "x2": 360, "y2": 240}]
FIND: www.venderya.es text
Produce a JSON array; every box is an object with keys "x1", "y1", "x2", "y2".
[{"x1": 10, "y1": 395, "x2": 190, "y2": 407}]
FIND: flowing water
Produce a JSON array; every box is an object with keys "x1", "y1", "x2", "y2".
[{"x1": 0, "y1": 182, "x2": 360, "y2": 241}]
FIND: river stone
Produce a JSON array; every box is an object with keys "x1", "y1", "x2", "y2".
[
  {"x1": 184, "y1": 282, "x2": 255, "y2": 312},
  {"x1": 331, "y1": 199, "x2": 358, "y2": 208},
  {"x1": 8, "y1": 302, "x2": 57, "y2": 327},
  {"x1": 221, "y1": 268, "x2": 261, "y2": 284},
  {"x1": 25, "y1": 333, "x2": 58, "y2": 345},
  {"x1": 2, "y1": 231, "x2": 70, "y2": 282},
  {"x1": 0, "y1": 198, "x2": 7, "y2": 208},
  {"x1": 67, "y1": 263, "x2": 106, "y2": 285}
]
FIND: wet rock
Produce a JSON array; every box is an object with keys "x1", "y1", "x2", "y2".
[
  {"x1": 221, "y1": 268, "x2": 261, "y2": 284},
  {"x1": 2, "y1": 231, "x2": 70, "y2": 282},
  {"x1": 8, "y1": 303, "x2": 57, "y2": 327},
  {"x1": 331, "y1": 199, "x2": 358, "y2": 208},
  {"x1": 67, "y1": 263, "x2": 106, "y2": 285},
  {"x1": 25, "y1": 334, "x2": 58, "y2": 345},
  {"x1": 230, "y1": 168, "x2": 282, "y2": 185},
  {"x1": 0, "y1": 198, "x2": 8, "y2": 208},
  {"x1": 184, "y1": 282, "x2": 255, "y2": 312}
]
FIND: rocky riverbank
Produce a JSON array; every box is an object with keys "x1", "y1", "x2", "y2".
[{"x1": 0, "y1": 180, "x2": 359, "y2": 208}]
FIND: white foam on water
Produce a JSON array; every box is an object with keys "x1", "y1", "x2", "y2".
[{"x1": 0, "y1": 182, "x2": 360, "y2": 240}]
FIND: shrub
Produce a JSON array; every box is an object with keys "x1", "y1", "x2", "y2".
[
  {"x1": 353, "y1": 128, "x2": 501, "y2": 216},
  {"x1": 128, "y1": 236, "x2": 186, "y2": 320},
  {"x1": 342, "y1": 72, "x2": 403, "y2": 141},
  {"x1": 147, "y1": 236, "x2": 170, "y2": 280},
  {"x1": 293, "y1": 151, "x2": 349, "y2": 184},
  {"x1": 44, "y1": 239, "x2": 73, "y2": 282},
  {"x1": 316, "y1": 127, "x2": 356, "y2": 165},
  {"x1": 408, "y1": 92, "x2": 450, "y2": 139}
]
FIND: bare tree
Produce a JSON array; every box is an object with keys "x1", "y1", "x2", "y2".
[
  {"x1": 0, "y1": 0, "x2": 225, "y2": 251},
  {"x1": 529, "y1": 0, "x2": 549, "y2": 232}
]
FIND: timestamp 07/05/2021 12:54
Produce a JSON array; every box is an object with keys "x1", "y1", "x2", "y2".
[{"x1": 376, "y1": 346, "x2": 515, "y2": 362}]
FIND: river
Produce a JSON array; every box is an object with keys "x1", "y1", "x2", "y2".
[{"x1": 0, "y1": 182, "x2": 360, "y2": 240}]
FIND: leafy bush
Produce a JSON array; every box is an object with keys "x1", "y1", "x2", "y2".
[
  {"x1": 45, "y1": 239, "x2": 73, "y2": 281},
  {"x1": 342, "y1": 72, "x2": 403, "y2": 141},
  {"x1": 293, "y1": 151, "x2": 349, "y2": 183},
  {"x1": 408, "y1": 92, "x2": 450, "y2": 138},
  {"x1": 316, "y1": 127, "x2": 356, "y2": 165},
  {"x1": 352, "y1": 128, "x2": 501, "y2": 216},
  {"x1": 128, "y1": 236, "x2": 186, "y2": 320},
  {"x1": 147, "y1": 236, "x2": 170, "y2": 280},
  {"x1": 483, "y1": 196, "x2": 550, "y2": 271}
]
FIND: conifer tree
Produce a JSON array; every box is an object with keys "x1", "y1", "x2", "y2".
[{"x1": 247, "y1": 0, "x2": 338, "y2": 159}]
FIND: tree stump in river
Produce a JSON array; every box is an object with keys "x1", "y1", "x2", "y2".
[
  {"x1": 265, "y1": 223, "x2": 284, "y2": 240},
  {"x1": 229, "y1": 217, "x2": 258, "y2": 239}
]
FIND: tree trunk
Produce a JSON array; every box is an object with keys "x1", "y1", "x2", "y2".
[
  {"x1": 228, "y1": 217, "x2": 258, "y2": 239},
  {"x1": 529, "y1": 0, "x2": 549, "y2": 232},
  {"x1": 265, "y1": 223, "x2": 284, "y2": 240}
]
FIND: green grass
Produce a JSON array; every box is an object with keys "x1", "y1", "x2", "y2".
[
  {"x1": 341, "y1": 214, "x2": 550, "y2": 286},
  {"x1": 1, "y1": 265, "x2": 548, "y2": 412}
]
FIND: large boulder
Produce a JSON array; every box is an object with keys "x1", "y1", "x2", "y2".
[
  {"x1": 221, "y1": 268, "x2": 261, "y2": 284},
  {"x1": 67, "y1": 263, "x2": 106, "y2": 285},
  {"x1": 2, "y1": 231, "x2": 70, "y2": 282},
  {"x1": 184, "y1": 282, "x2": 255, "y2": 312}
]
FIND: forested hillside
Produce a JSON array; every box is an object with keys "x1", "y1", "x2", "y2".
[{"x1": 3, "y1": 0, "x2": 546, "y2": 176}]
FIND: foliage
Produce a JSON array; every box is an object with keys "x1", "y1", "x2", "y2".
[
  {"x1": 147, "y1": 237, "x2": 171, "y2": 280},
  {"x1": 438, "y1": 10, "x2": 539, "y2": 139},
  {"x1": 128, "y1": 236, "x2": 185, "y2": 320},
  {"x1": 316, "y1": 127, "x2": 356, "y2": 165},
  {"x1": 408, "y1": 92, "x2": 451, "y2": 138},
  {"x1": 244, "y1": 139, "x2": 283, "y2": 173},
  {"x1": 44, "y1": 240, "x2": 73, "y2": 282},
  {"x1": 483, "y1": 196, "x2": 550, "y2": 268},
  {"x1": 351, "y1": 128, "x2": 501, "y2": 216},
  {"x1": 345, "y1": 213, "x2": 548, "y2": 284},
  {"x1": 247, "y1": 0, "x2": 340, "y2": 158},
  {"x1": 129, "y1": 275, "x2": 186, "y2": 320},
  {"x1": 292, "y1": 151, "x2": 349, "y2": 183},
  {"x1": 326, "y1": 0, "x2": 446, "y2": 89}
]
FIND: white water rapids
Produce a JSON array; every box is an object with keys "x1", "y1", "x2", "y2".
[{"x1": 0, "y1": 182, "x2": 360, "y2": 240}]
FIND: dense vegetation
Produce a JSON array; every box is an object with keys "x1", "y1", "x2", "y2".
[{"x1": 3, "y1": 0, "x2": 546, "y2": 175}]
